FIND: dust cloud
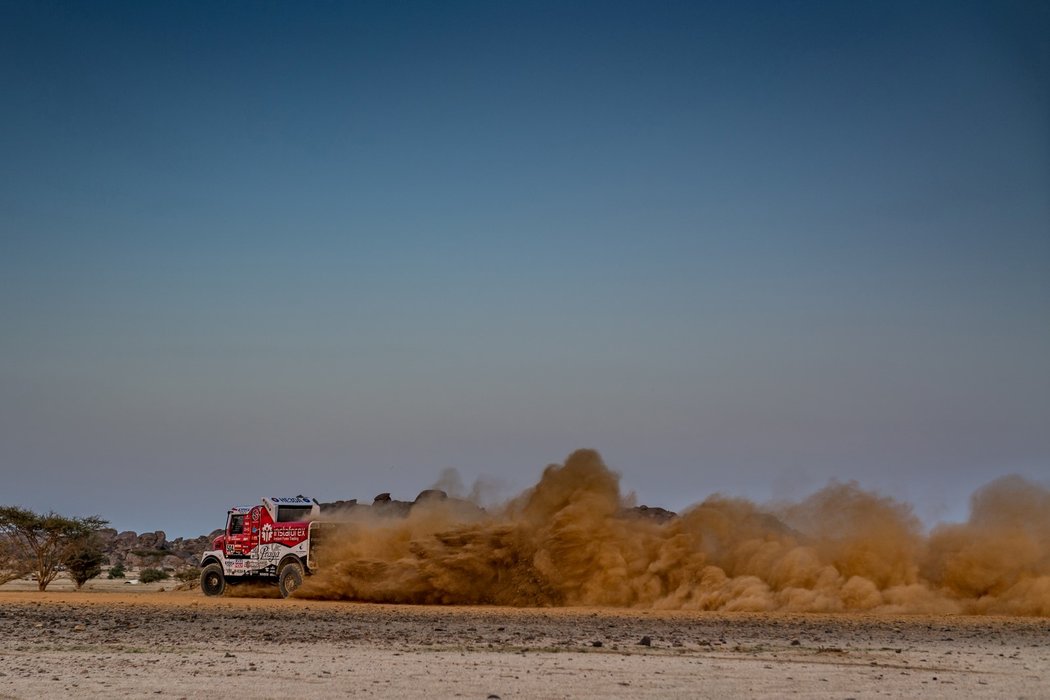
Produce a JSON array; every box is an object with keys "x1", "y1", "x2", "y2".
[{"x1": 300, "y1": 449, "x2": 1050, "y2": 615}]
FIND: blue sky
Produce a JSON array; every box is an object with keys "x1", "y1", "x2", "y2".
[{"x1": 1, "y1": 1, "x2": 1047, "y2": 536}]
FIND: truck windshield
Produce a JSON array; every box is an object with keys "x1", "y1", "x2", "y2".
[
  {"x1": 228, "y1": 514, "x2": 245, "y2": 534},
  {"x1": 276, "y1": 506, "x2": 313, "y2": 522}
]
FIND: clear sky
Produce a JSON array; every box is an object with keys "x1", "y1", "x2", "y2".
[{"x1": 1, "y1": 1, "x2": 1047, "y2": 537}]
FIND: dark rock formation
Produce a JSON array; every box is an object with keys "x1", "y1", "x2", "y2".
[{"x1": 96, "y1": 529, "x2": 217, "y2": 570}]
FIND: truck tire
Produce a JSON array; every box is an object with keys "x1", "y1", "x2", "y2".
[
  {"x1": 278, "y1": 560, "x2": 304, "y2": 598},
  {"x1": 200, "y1": 563, "x2": 226, "y2": 597}
]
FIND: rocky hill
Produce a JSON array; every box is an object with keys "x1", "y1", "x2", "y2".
[{"x1": 95, "y1": 528, "x2": 221, "y2": 571}]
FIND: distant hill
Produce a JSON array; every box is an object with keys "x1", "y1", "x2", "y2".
[{"x1": 95, "y1": 528, "x2": 220, "y2": 571}]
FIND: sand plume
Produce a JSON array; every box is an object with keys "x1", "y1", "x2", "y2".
[
  {"x1": 299, "y1": 449, "x2": 1050, "y2": 615},
  {"x1": 923, "y1": 475, "x2": 1050, "y2": 615}
]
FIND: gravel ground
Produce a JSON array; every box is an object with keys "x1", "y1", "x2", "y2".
[{"x1": 0, "y1": 590, "x2": 1047, "y2": 698}]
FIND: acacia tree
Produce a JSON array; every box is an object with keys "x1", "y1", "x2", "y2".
[
  {"x1": 63, "y1": 536, "x2": 106, "y2": 589},
  {"x1": 0, "y1": 533, "x2": 30, "y2": 585},
  {"x1": 0, "y1": 507, "x2": 107, "y2": 591}
]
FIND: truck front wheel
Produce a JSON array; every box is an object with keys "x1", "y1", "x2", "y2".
[
  {"x1": 278, "y1": 560, "x2": 304, "y2": 598},
  {"x1": 200, "y1": 563, "x2": 226, "y2": 596}
]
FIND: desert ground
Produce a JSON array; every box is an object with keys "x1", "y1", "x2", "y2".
[{"x1": 0, "y1": 584, "x2": 1047, "y2": 699}]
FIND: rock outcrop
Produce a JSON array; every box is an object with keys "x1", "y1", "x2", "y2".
[{"x1": 95, "y1": 528, "x2": 219, "y2": 569}]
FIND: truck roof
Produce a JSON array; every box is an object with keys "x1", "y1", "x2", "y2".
[
  {"x1": 225, "y1": 497, "x2": 320, "y2": 521},
  {"x1": 262, "y1": 496, "x2": 321, "y2": 521},
  {"x1": 265, "y1": 496, "x2": 315, "y2": 506}
]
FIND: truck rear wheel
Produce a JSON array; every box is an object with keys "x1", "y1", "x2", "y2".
[
  {"x1": 200, "y1": 563, "x2": 226, "y2": 597},
  {"x1": 278, "y1": 560, "x2": 304, "y2": 598}
]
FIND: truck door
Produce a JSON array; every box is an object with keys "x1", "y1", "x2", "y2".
[{"x1": 226, "y1": 512, "x2": 248, "y2": 556}]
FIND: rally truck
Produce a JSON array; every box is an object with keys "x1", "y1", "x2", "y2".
[
  {"x1": 199, "y1": 489, "x2": 488, "y2": 597},
  {"x1": 199, "y1": 496, "x2": 326, "y2": 598}
]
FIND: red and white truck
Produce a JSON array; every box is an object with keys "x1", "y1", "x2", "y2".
[
  {"x1": 199, "y1": 496, "x2": 325, "y2": 598},
  {"x1": 199, "y1": 489, "x2": 490, "y2": 597}
]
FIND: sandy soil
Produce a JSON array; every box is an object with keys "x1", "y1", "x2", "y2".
[
  {"x1": 1, "y1": 576, "x2": 173, "y2": 594},
  {"x1": 0, "y1": 589, "x2": 1047, "y2": 699}
]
